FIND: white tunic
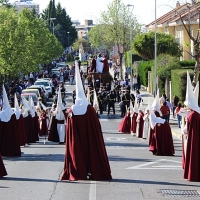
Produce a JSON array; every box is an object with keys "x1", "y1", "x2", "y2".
[
  {"x1": 142, "y1": 113, "x2": 150, "y2": 139},
  {"x1": 96, "y1": 57, "x2": 103, "y2": 73}
]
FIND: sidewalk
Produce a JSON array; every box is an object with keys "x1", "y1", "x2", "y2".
[{"x1": 140, "y1": 87, "x2": 182, "y2": 140}]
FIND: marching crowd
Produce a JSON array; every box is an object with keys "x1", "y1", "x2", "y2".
[{"x1": 0, "y1": 56, "x2": 200, "y2": 183}]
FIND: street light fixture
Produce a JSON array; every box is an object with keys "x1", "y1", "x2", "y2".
[
  {"x1": 50, "y1": 18, "x2": 56, "y2": 35},
  {"x1": 127, "y1": 4, "x2": 134, "y2": 91},
  {"x1": 67, "y1": 31, "x2": 70, "y2": 51}
]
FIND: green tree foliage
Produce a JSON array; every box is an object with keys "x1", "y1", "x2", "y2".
[
  {"x1": 0, "y1": 7, "x2": 63, "y2": 77},
  {"x1": 90, "y1": 0, "x2": 142, "y2": 79},
  {"x1": 42, "y1": 1, "x2": 77, "y2": 48},
  {"x1": 133, "y1": 32, "x2": 182, "y2": 61}
]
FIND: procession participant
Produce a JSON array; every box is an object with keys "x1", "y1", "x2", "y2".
[
  {"x1": 90, "y1": 55, "x2": 96, "y2": 72},
  {"x1": 152, "y1": 88, "x2": 162, "y2": 117},
  {"x1": 96, "y1": 53, "x2": 104, "y2": 73},
  {"x1": 0, "y1": 153, "x2": 7, "y2": 177},
  {"x1": 59, "y1": 69, "x2": 64, "y2": 82},
  {"x1": 142, "y1": 103, "x2": 150, "y2": 139},
  {"x1": 183, "y1": 71, "x2": 200, "y2": 182},
  {"x1": 0, "y1": 85, "x2": 21, "y2": 157},
  {"x1": 118, "y1": 106, "x2": 131, "y2": 134},
  {"x1": 39, "y1": 108, "x2": 48, "y2": 136},
  {"x1": 130, "y1": 92, "x2": 135, "y2": 108},
  {"x1": 130, "y1": 98, "x2": 138, "y2": 136},
  {"x1": 98, "y1": 90, "x2": 104, "y2": 114},
  {"x1": 103, "y1": 55, "x2": 109, "y2": 73},
  {"x1": 14, "y1": 94, "x2": 27, "y2": 146},
  {"x1": 114, "y1": 82, "x2": 121, "y2": 103},
  {"x1": 86, "y1": 87, "x2": 91, "y2": 104},
  {"x1": 149, "y1": 106, "x2": 174, "y2": 156},
  {"x1": 40, "y1": 102, "x2": 51, "y2": 133},
  {"x1": 61, "y1": 61, "x2": 112, "y2": 181},
  {"x1": 136, "y1": 102, "x2": 144, "y2": 138},
  {"x1": 107, "y1": 90, "x2": 116, "y2": 115},
  {"x1": 29, "y1": 96, "x2": 39, "y2": 142},
  {"x1": 93, "y1": 87, "x2": 99, "y2": 116}
]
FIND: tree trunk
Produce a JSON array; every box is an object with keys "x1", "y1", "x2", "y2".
[
  {"x1": 119, "y1": 53, "x2": 123, "y2": 80},
  {"x1": 193, "y1": 54, "x2": 200, "y2": 84}
]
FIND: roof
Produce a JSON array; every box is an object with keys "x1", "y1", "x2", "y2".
[{"x1": 146, "y1": 2, "x2": 200, "y2": 28}]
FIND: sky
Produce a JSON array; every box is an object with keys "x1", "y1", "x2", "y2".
[{"x1": 11, "y1": 0, "x2": 191, "y2": 25}]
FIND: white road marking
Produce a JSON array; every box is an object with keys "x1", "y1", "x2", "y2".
[
  {"x1": 89, "y1": 181, "x2": 96, "y2": 200},
  {"x1": 126, "y1": 159, "x2": 182, "y2": 170},
  {"x1": 106, "y1": 137, "x2": 127, "y2": 141},
  {"x1": 107, "y1": 146, "x2": 147, "y2": 150}
]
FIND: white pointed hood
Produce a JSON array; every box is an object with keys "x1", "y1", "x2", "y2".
[
  {"x1": 28, "y1": 96, "x2": 35, "y2": 117},
  {"x1": 0, "y1": 85, "x2": 14, "y2": 122},
  {"x1": 151, "y1": 88, "x2": 162, "y2": 116},
  {"x1": 133, "y1": 98, "x2": 138, "y2": 113},
  {"x1": 87, "y1": 87, "x2": 91, "y2": 104},
  {"x1": 184, "y1": 71, "x2": 200, "y2": 113},
  {"x1": 93, "y1": 88, "x2": 99, "y2": 112},
  {"x1": 55, "y1": 86, "x2": 65, "y2": 120},
  {"x1": 130, "y1": 100, "x2": 134, "y2": 113},
  {"x1": 193, "y1": 81, "x2": 199, "y2": 103},
  {"x1": 72, "y1": 60, "x2": 89, "y2": 115},
  {"x1": 14, "y1": 93, "x2": 21, "y2": 120},
  {"x1": 138, "y1": 101, "x2": 144, "y2": 112},
  {"x1": 22, "y1": 97, "x2": 30, "y2": 118},
  {"x1": 149, "y1": 106, "x2": 165, "y2": 129}
]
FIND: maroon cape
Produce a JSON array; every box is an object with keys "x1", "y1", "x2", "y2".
[
  {"x1": 0, "y1": 114, "x2": 21, "y2": 157},
  {"x1": 61, "y1": 105, "x2": 112, "y2": 181},
  {"x1": 137, "y1": 113, "x2": 144, "y2": 138},
  {"x1": 184, "y1": 111, "x2": 200, "y2": 182},
  {"x1": 24, "y1": 114, "x2": 36, "y2": 144},
  {"x1": 118, "y1": 112, "x2": 131, "y2": 133},
  {"x1": 149, "y1": 121, "x2": 174, "y2": 156},
  {"x1": 39, "y1": 113, "x2": 48, "y2": 136},
  {"x1": 131, "y1": 112, "x2": 138, "y2": 133},
  {"x1": 16, "y1": 114, "x2": 27, "y2": 146},
  {"x1": 48, "y1": 116, "x2": 59, "y2": 142},
  {"x1": 33, "y1": 114, "x2": 39, "y2": 141},
  {"x1": 0, "y1": 154, "x2": 7, "y2": 177}
]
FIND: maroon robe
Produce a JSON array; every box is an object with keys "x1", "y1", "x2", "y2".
[
  {"x1": 149, "y1": 121, "x2": 174, "y2": 156},
  {"x1": 131, "y1": 112, "x2": 138, "y2": 133},
  {"x1": 118, "y1": 112, "x2": 131, "y2": 133},
  {"x1": 16, "y1": 114, "x2": 27, "y2": 146},
  {"x1": 0, "y1": 154, "x2": 7, "y2": 177},
  {"x1": 24, "y1": 114, "x2": 35, "y2": 144},
  {"x1": 61, "y1": 105, "x2": 112, "y2": 181},
  {"x1": 184, "y1": 111, "x2": 200, "y2": 182},
  {"x1": 0, "y1": 114, "x2": 21, "y2": 157},
  {"x1": 39, "y1": 112, "x2": 48, "y2": 136},
  {"x1": 137, "y1": 112, "x2": 144, "y2": 138},
  {"x1": 48, "y1": 116, "x2": 59, "y2": 142},
  {"x1": 33, "y1": 113, "x2": 39, "y2": 141}
]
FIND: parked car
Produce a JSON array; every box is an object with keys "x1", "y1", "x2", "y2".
[
  {"x1": 22, "y1": 89, "x2": 40, "y2": 99},
  {"x1": 28, "y1": 85, "x2": 48, "y2": 104},
  {"x1": 21, "y1": 93, "x2": 38, "y2": 106},
  {"x1": 34, "y1": 80, "x2": 53, "y2": 97},
  {"x1": 51, "y1": 68, "x2": 60, "y2": 76}
]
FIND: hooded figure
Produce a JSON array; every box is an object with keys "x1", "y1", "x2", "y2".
[
  {"x1": 142, "y1": 100, "x2": 150, "y2": 139},
  {"x1": 136, "y1": 101, "x2": 144, "y2": 138},
  {"x1": 14, "y1": 94, "x2": 27, "y2": 146},
  {"x1": 0, "y1": 153, "x2": 7, "y2": 177},
  {"x1": 183, "y1": 71, "x2": 200, "y2": 182},
  {"x1": 0, "y1": 85, "x2": 21, "y2": 157},
  {"x1": 93, "y1": 87, "x2": 99, "y2": 113},
  {"x1": 193, "y1": 81, "x2": 199, "y2": 104},
  {"x1": 130, "y1": 98, "x2": 138, "y2": 135},
  {"x1": 55, "y1": 86, "x2": 66, "y2": 143},
  {"x1": 152, "y1": 88, "x2": 162, "y2": 117},
  {"x1": 61, "y1": 60, "x2": 112, "y2": 181},
  {"x1": 149, "y1": 105, "x2": 174, "y2": 156}
]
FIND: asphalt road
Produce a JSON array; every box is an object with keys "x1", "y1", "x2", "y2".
[{"x1": 0, "y1": 81, "x2": 200, "y2": 200}]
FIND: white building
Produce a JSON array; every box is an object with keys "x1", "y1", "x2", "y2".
[{"x1": 13, "y1": 0, "x2": 40, "y2": 14}]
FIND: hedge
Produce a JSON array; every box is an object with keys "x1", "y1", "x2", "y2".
[{"x1": 171, "y1": 69, "x2": 199, "y2": 104}]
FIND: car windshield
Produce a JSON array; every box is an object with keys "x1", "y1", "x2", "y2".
[
  {"x1": 22, "y1": 90, "x2": 39, "y2": 96},
  {"x1": 22, "y1": 95, "x2": 37, "y2": 101},
  {"x1": 35, "y1": 82, "x2": 49, "y2": 86}
]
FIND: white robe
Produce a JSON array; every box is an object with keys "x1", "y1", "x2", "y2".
[
  {"x1": 96, "y1": 57, "x2": 103, "y2": 73},
  {"x1": 142, "y1": 113, "x2": 150, "y2": 139}
]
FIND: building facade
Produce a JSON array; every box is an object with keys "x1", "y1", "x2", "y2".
[
  {"x1": 13, "y1": 0, "x2": 39, "y2": 14},
  {"x1": 145, "y1": 1, "x2": 200, "y2": 61}
]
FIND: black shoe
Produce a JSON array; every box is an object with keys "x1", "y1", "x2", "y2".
[{"x1": 59, "y1": 142, "x2": 64, "y2": 144}]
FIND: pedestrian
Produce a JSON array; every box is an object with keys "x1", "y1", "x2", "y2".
[
  {"x1": 61, "y1": 61, "x2": 112, "y2": 181},
  {"x1": 29, "y1": 72, "x2": 34, "y2": 85},
  {"x1": 107, "y1": 90, "x2": 116, "y2": 115},
  {"x1": 160, "y1": 101, "x2": 170, "y2": 122},
  {"x1": 142, "y1": 106, "x2": 150, "y2": 139},
  {"x1": 172, "y1": 95, "x2": 179, "y2": 118},
  {"x1": 59, "y1": 69, "x2": 64, "y2": 83},
  {"x1": 136, "y1": 104, "x2": 144, "y2": 138},
  {"x1": 175, "y1": 103, "x2": 183, "y2": 128}
]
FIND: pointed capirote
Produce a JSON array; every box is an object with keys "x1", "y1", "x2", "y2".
[
  {"x1": 72, "y1": 60, "x2": 89, "y2": 115},
  {"x1": 28, "y1": 96, "x2": 35, "y2": 117},
  {"x1": 55, "y1": 86, "x2": 65, "y2": 120},
  {"x1": 87, "y1": 87, "x2": 91, "y2": 104},
  {"x1": 151, "y1": 88, "x2": 162, "y2": 116},
  {"x1": 93, "y1": 88, "x2": 99, "y2": 112},
  {"x1": 0, "y1": 84, "x2": 14, "y2": 122},
  {"x1": 193, "y1": 81, "x2": 199, "y2": 103},
  {"x1": 14, "y1": 93, "x2": 21, "y2": 120},
  {"x1": 184, "y1": 71, "x2": 200, "y2": 113}
]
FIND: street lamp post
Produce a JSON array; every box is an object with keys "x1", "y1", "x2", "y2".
[
  {"x1": 154, "y1": 0, "x2": 157, "y2": 96},
  {"x1": 67, "y1": 31, "x2": 70, "y2": 51},
  {"x1": 127, "y1": 4, "x2": 134, "y2": 91},
  {"x1": 50, "y1": 18, "x2": 56, "y2": 35}
]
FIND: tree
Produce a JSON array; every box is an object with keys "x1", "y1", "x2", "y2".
[
  {"x1": 133, "y1": 32, "x2": 182, "y2": 61},
  {"x1": 96, "y1": 0, "x2": 142, "y2": 79}
]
